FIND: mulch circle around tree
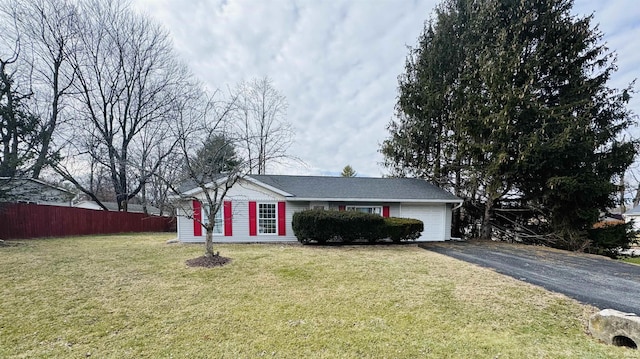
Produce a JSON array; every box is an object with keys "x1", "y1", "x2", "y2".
[{"x1": 186, "y1": 255, "x2": 232, "y2": 268}]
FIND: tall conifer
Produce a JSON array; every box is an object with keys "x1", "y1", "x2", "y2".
[{"x1": 382, "y1": 0, "x2": 637, "y2": 245}]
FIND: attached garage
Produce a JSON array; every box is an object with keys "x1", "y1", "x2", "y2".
[{"x1": 400, "y1": 203, "x2": 451, "y2": 241}]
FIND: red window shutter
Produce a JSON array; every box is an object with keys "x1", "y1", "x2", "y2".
[
  {"x1": 248, "y1": 201, "x2": 257, "y2": 236},
  {"x1": 338, "y1": 205, "x2": 346, "y2": 211},
  {"x1": 383, "y1": 206, "x2": 390, "y2": 218},
  {"x1": 278, "y1": 201, "x2": 286, "y2": 236},
  {"x1": 224, "y1": 201, "x2": 233, "y2": 236},
  {"x1": 193, "y1": 200, "x2": 202, "y2": 236}
]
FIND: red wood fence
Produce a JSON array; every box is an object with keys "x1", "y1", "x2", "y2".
[{"x1": 0, "y1": 203, "x2": 176, "y2": 239}]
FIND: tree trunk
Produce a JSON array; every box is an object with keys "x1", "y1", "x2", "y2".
[
  {"x1": 32, "y1": 61, "x2": 61, "y2": 179},
  {"x1": 141, "y1": 181, "x2": 148, "y2": 215},
  {"x1": 205, "y1": 228, "x2": 215, "y2": 257},
  {"x1": 451, "y1": 164, "x2": 463, "y2": 238},
  {"x1": 31, "y1": 132, "x2": 52, "y2": 179},
  {"x1": 619, "y1": 173, "x2": 626, "y2": 213},
  {"x1": 480, "y1": 197, "x2": 494, "y2": 240},
  {"x1": 632, "y1": 182, "x2": 640, "y2": 209}
]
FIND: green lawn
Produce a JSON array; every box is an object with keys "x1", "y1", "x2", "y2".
[
  {"x1": 1, "y1": 234, "x2": 637, "y2": 358},
  {"x1": 622, "y1": 256, "x2": 640, "y2": 265}
]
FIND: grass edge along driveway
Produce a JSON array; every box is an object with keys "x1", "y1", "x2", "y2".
[
  {"x1": 420, "y1": 240, "x2": 640, "y2": 314},
  {"x1": 1, "y1": 233, "x2": 637, "y2": 358}
]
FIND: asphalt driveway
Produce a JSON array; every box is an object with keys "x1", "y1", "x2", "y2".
[{"x1": 419, "y1": 241, "x2": 640, "y2": 314}]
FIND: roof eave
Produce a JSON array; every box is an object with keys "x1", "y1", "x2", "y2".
[{"x1": 286, "y1": 197, "x2": 463, "y2": 203}]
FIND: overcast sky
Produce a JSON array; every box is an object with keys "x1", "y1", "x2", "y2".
[{"x1": 133, "y1": 0, "x2": 640, "y2": 177}]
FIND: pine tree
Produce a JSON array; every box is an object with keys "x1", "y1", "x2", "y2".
[
  {"x1": 190, "y1": 134, "x2": 240, "y2": 178},
  {"x1": 381, "y1": 0, "x2": 637, "y2": 246},
  {"x1": 341, "y1": 165, "x2": 357, "y2": 177},
  {"x1": 0, "y1": 58, "x2": 40, "y2": 178}
]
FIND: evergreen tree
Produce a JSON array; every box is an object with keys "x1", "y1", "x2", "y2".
[
  {"x1": 341, "y1": 165, "x2": 357, "y2": 177},
  {"x1": 381, "y1": 0, "x2": 637, "y2": 247},
  {"x1": 381, "y1": 0, "x2": 483, "y2": 237},
  {"x1": 189, "y1": 134, "x2": 240, "y2": 180},
  {"x1": 0, "y1": 58, "x2": 40, "y2": 178}
]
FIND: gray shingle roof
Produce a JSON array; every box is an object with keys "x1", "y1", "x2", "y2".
[
  {"x1": 249, "y1": 175, "x2": 461, "y2": 202},
  {"x1": 177, "y1": 174, "x2": 226, "y2": 193}
]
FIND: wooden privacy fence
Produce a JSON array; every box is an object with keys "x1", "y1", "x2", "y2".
[{"x1": 0, "y1": 203, "x2": 176, "y2": 239}]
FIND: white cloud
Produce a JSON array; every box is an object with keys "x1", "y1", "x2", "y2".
[{"x1": 134, "y1": 0, "x2": 640, "y2": 177}]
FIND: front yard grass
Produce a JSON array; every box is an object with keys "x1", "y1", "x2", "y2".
[
  {"x1": 1, "y1": 233, "x2": 637, "y2": 358},
  {"x1": 622, "y1": 256, "x2": 640, "y2": 265}
]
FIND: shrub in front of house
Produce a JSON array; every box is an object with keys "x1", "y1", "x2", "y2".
[
  {"x1": 292, "y1": 209, "x2": 386, "y2": 244},
  {"x1": 291, "y1": 209, "x2": 336, "y2": 243},
  {"x1": 384, "y1": 217, "x2": 424, "y2": 242},
  {"x1": 292, "y1": 209, "x2": 423, "y2": 244}
]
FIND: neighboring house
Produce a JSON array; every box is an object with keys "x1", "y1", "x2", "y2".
[
  {"x1": 74, "y1": 201, "x2": 162, "y2": 215},
  {"x1": 623, "y1": 205, "x2": 640, "y2": 231},
  {"x1": 175, "y1": 174, "x2": 463, "y2": 243},
  {"x1": 0, "y1": 177, "x2": 75, "y2": 206}
]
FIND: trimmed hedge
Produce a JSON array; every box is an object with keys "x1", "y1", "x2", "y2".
[
  {"x1": 384, "y1": 217, "x2": 424, "y2": 242},
  {"x1": 292, "y1": 209, "x2": 424, "y2": 244}
]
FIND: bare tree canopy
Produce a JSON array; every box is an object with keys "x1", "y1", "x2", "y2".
[
  {"x1": 170, "y1": 88, "x2": 242, "y2": 257},
  {"x1": 3, "y1": 0, "x2": 79, "y2": 179},
  {"x1": 234, "y1": 77, "x2": 293, "y2": 174},
  {"x1": 50, "y1": 0, "x2": 194, "y2": 211},
  {"x1": 0, "y1": 1, "x2": 298, "y2": 221},
  {"x1": 168, "y1": 80, "x2": 296, "y2": 257}
]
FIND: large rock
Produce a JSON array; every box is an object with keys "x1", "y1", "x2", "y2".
[{"x1": 589, "y1": 309, "x2": 639, "y2": 349}]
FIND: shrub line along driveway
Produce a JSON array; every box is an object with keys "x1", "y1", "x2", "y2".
[{"x1": 419, "y1": 241, "x2": 640, "y2": 314}]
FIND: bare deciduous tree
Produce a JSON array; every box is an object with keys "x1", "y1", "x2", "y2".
[
  {"x1": 4, "y1": 0, "x2": 79, "y2": 179},
  {"x1": 234, "y1": 77, "x2": 293, "y2": 174},
  {"x1": 54, "y1": 0, "x2": 191, "y2": 211},
  {"x1": 169, "y1": 81, "x2": 297, "y2": 258},
  {"x1": 144, "y1": 151, "x2": 183, "y2": 216},
  {"x1": 168, "y1": 87, "x2": 242, "y2": 257}
]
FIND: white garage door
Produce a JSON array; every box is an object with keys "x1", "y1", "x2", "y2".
[{"x1": 400, "y1": 204, "x2": 445, "y2": 241}]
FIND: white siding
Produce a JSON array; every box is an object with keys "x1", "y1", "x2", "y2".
[
  {"x1": 286, "y1": 202, "x2": 310, "y2": 241},
  {"x1": 176, "y1": 206, "x2": 199, "y2": 243},
  {"x1": 176, "y1": 178, "x2": 307, "y2": 243},
  {"x1": 388, "y1": 203, "x2": 401, "y2": 217},
  {"x1": 400, "y1": 203, "x2": 447, "y2": 241}
]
